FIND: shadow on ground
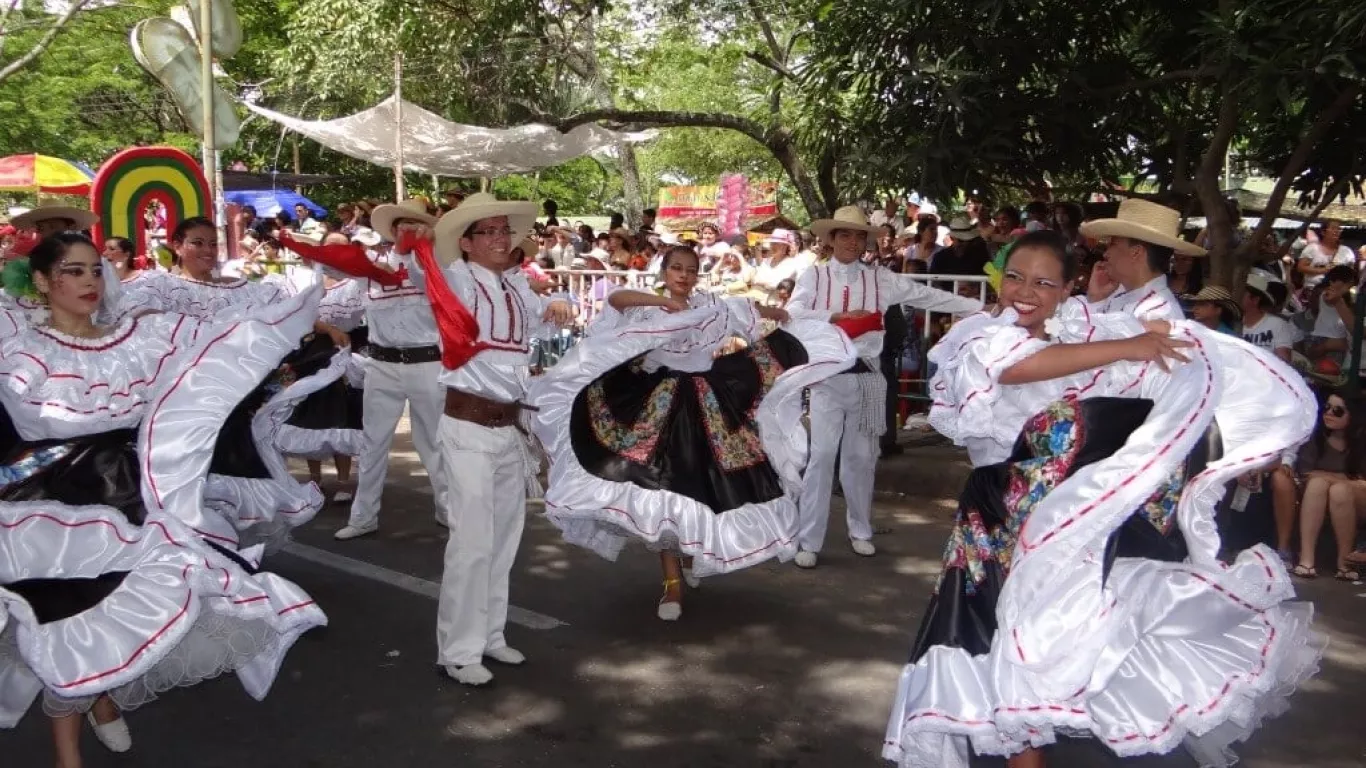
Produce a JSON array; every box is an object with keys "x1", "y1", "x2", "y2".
[{"x1": 8, "y1": 424, "x2": 1364, "y2": 767}]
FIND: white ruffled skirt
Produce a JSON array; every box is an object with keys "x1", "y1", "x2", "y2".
[
  {"x1": 0, "y1": 290, "x2": 329, "y2": 725},
  {"x1": 529, "y1": 314, "x2": 855, "y2": 577},
  {"x1": 885, "y1": 323, "x2": 1324, "y2": 767}
]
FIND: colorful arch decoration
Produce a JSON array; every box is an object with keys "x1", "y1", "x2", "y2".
[{"x1": 90, "y1": 146, "x2": 210, "y2": 257}]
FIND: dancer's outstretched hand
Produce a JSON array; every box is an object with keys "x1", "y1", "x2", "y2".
[
  {"x1": 757, "y1": 305, "x2": 790, "y2": 323},
  {"x1": 1121, "y1": 332, "x2": 1193, "y2": 372},
  {"x1": 543, "y1": 299, "x2": 574, "y2": 326}
]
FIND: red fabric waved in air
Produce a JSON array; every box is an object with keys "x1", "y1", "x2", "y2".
[
  {"x1": 833, "y1": 311, "x2": 884, "y2": 339},
  {"x1": 397, "y1": 231, "x2": 491, "y2": 371},
  {"x1": 279, "y1": 233, "x2": 406, "y2": 287}
]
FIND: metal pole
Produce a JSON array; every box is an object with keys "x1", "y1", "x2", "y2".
[
  {"x1": 199, "y1": 0, "x2": 221, "y2": 262},
  {"x1": 199, "y1": 0, "x2": 215, "y2": 197},
  {"x1": 393, "y1": 52, "x2": 405, "y2": 201}
]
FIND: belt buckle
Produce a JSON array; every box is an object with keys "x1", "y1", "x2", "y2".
[{"x1": 397, "y1": 347, "x2": 413, "y2": 364}]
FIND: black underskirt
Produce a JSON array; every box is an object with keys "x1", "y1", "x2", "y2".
[
  {"x1": 910, "y1": 397, "x2": 1214, "y2": 662},
  {"x1": 0, "y1": 336, "x2": 320, "y2": 624},
  {"x1": 281, "y1": 333, "x2": 364, "y2": 433},
  {"x1": 569, "y1": 330, "x2": 808, "y2": 514}
]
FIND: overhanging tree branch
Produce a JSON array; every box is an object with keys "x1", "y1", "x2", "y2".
[
  {"x1": 555, "y1": 108, "x2": 771, "y2": 141},
  {"x1": 1247, "y1": 82, "x2": 1363, "y2": 254},
  {"x1": 554, "y1": 107, "x2": 830, "y2": 218},
  {"x1": 0, "y1": 0, "x2": 98, "y2": 82}
]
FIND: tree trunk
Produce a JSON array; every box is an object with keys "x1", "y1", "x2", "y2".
[
  {"x1": 1195, "y1": 79, "x2": 1241, "y2": 289},
  {"x1": 616, "y1": 140, "x2": 645, "y2": 228},
  {"x1": 583, "y1": 48, "x2": 645, "y2": 228}
]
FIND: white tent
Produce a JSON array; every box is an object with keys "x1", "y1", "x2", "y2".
[{"x1": 243, "y1": 94, "x2": 651, "y2": 177}]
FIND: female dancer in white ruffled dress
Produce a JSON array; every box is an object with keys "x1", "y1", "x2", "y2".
[
  {"x1": 883, "y1": 231, "x2": 1321, "y2": 768},
  {"x1": 529, "y1": 244, "x2": 855, "y2": 620},
  {"x1": 111, "y1": 217, "x2": 357, "y2": 545},
  {"x1": 0, "y1": 233, "x2": 326, "y2": 768},
  {"x1": 288, "y1": 233, "x2": 367, "y2": 503}
]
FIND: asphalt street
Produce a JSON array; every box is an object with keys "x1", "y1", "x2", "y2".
[{"x1": 8, "y1": 420, "x2": 1365, "y2": 767}]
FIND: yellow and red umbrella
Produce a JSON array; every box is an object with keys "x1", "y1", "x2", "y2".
[{"x1": 0, "y1": 154, "x2": 95, "y2": 195}]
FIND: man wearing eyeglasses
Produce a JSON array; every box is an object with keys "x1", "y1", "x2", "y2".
[{"x1": 404, "y1": 193, "x2": 574, "y2": 687}]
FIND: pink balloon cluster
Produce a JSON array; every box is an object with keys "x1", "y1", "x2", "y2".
[{"x1": 715, "y1": 174, "x2": 750, "y2": 237}]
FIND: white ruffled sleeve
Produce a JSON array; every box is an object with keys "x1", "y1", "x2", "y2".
[
  {"x1": 1047, "y1": 297, "x2": 1182, "y2": 399},
  {"x1": 720, "y1": 296, "x2": 761, "y2": 342},
  {"x1": 926, "y1": 311, "x2": 1051, "y2": 465}
]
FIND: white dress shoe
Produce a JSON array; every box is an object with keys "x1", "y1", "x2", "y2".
[
  {"x1": 334, "y1": 523, "x2": 377, "y2": 541},
  {"x1": 484, "y1": 646, "x2": 525, "y2": 666},
  {"x1": 681, "y1": 567, "x2": 701, "y2": 589},
  {"x1": 794, "y1": 551, "x2": 818, "y2": 569},
  {"x1": 851, "y1": 539, "x2": 876, "y2": 557},
  {"x1": 87, "y1": 713, "x2": 132, "y2": 753},
  {"x1": 443, "y1": 663, "x2": 493, "y2": 686},
  {"x1": 657, "y1": 599, "x2": 682, "y2": 621}
]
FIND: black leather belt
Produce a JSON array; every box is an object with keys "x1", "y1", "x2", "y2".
[{"x1": 366, "y1": 344, "x2": 441, "y2": 365}]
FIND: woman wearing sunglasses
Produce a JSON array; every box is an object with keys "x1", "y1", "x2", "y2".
[{"x1": 1293, "y1": 390, "x2": 1366, "y2": 580}]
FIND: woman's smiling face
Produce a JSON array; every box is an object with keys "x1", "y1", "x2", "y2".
[{"x1": 1000, "y1": 244, "x2": 1071, "y2": 334}]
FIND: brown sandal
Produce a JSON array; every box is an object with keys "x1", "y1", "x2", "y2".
[
  {"x1": 1335, "y1": 567, "x2": 1360, "y2": 582},
  {"x1": 1292, "y1": 564, "x2": 1317, "y2": 579}
]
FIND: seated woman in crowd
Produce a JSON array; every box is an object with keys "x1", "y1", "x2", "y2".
[{"x1": 1285, "y1": 389, "x2": 1366, "y2": 581}]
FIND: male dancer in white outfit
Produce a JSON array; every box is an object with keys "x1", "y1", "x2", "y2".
[
  {"x1": 335, "y1": 199, "x2": 452, "y2": 540},
  {"x1": 787, "y1": 206, "x2": 981, "y2": 569},
  {"x1": 1078, "y1": 199, "x2": 1203, "y2": 322},
  {"x1": 405, "y1": 194, "x2": 573, "y2": 686}
]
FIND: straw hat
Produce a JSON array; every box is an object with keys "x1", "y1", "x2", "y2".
[
  {"x1": 371, "y1": 199, "x2": 437, "y2": 240},
  {"x1": 947, "y1": 214, "x2": 979, "y2": 241},
  {"x1": 515, "y1": 236, "x2": 540, "y2": 260},
  {"x1": 350, "y1": 227, "x2": 382, "y2": 247},
  {"x1": 11, "y1": 205, "x2": 98, "y2": 231},
  {"x1": 810, "y1": 205, "x2": 879, "y2": 241},
  {"x1": 1189, "y1": 284, "x2": 1241, "y2": 321},
  {"x1": 433, "y1": 193, "x2": 537, "y2": 267},
  {"x1": 1079, "y1": 199, "x2": 1207, "y2": 256}
]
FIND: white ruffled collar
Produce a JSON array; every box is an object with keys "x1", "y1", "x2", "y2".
[{"x1": 34, "y1": 317, "x2": 137, "y2": 350}]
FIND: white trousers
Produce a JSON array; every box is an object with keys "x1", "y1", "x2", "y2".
[
  {"x1": 347, "y1": 358, "x2": 449, "y2": 529},
  {"x1": 436, "y1": 416, "x2": 527, "y2": 667},
  {"x1": 797, "y1": 374, "x2": 877, "y2": 552}
]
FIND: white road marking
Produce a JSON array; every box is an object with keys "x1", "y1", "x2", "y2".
[{"x1": 280, "y1": 541, "x2": 567, "y2": 630}]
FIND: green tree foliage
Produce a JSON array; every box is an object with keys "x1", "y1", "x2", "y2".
[
  {"x1": 0, "y1": 3, "x2": 196, "y2": 166},
  {"x1": 802, "y1": 0, "x2": 1366, "y2": 283}
]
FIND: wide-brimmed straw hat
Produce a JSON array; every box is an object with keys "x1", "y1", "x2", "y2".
[
  {"x1": 810, "y1": 205, "x2": 879, "y2": 241},
  {"x1": 1189, "y1": 284, "x2": 1241, "y2": 321},
  {"x1": 11, "y1": 205, "x2": 98, "y2": 231},
  {"x1": 1079, "y1": 199, "x2": 1207, "y2": 256},
  {"x1": 947, "y1": 214, "x2": 979, "y2": 241},
  {"x1": 433, "y1": 193, "x2": 538, "y2": 267},
  {"x1": 371, "y1": 199, "x2": 437, "y2": 240}
]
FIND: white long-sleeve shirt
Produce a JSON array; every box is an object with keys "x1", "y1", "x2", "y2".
[
  {"x1": 1090, "y1": 274, "x2": 1182, "y2": 322},
  {"x1": 425, "y1": 260, "x2": 556, "y2": 403},
  {"x1": 363, "y1": 250, "x2": 441, "y2": 349},
  {"x1": 787, "y1": 259, "x2": 981, "y2": 359}
]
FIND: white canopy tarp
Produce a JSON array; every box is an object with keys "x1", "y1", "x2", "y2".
[{"x1": 243, "y1": 94, "x2": 651, "y2": 177}]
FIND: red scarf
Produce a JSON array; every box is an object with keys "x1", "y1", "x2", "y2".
[
  {"x1": 833, "y1": 311, "x2": 884, "y2": 339},
  {"x1": 397, "y1": 232, "x2": 492, "y2": 371},
  {"x1": 279, "y1": 233, "x2": 406, "y2": 287}
]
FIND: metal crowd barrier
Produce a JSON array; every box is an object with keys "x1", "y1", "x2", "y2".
[{"x1": 531, "y1": 268, "x2": 990, "y2": 393}]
